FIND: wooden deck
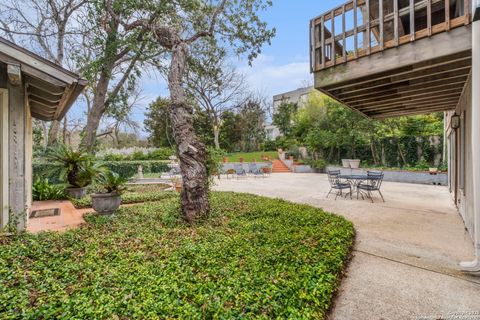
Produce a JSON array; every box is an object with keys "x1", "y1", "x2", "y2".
[{"x1": 311, "y1": 0, "x2": 472, "y2": 118}]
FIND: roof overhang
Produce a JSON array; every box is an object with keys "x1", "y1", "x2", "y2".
[{"x1": 0, "y1": 37, "x2": 87, "y2": 121}]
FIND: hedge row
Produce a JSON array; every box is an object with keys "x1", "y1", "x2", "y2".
[{"x1": 33, "y1": 160, "x2": 170, "y2": 184}]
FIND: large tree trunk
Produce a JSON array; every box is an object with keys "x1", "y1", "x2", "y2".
[
  {"x1": 81, "y1": 61, "x2": 113, "y2": 152},
  {"x1": 168, "y1": 43, "x2": 210, "y2": 223},
  {"x1": 47, "y1": 120, "x2": 61, "y2": 146},
  {"x1": 213, "y1": 124, "x2": 220, "y2": 149}
]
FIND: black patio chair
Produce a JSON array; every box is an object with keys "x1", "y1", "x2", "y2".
[
  {"x1": 327, "y1": 170, "x2": 352, "y2": 200},
  {"x1": 357, "y1": 171, "x2": 385, "y2": 203},
  {"x1": 248, "y1": 163, "x2": 263, "y2": 178},
  {"x1": 234, "y1": 164, "x2": 247, "y2": 179}
]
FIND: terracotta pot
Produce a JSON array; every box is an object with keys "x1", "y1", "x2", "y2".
[
  {"x1": 174, "y1": 181, "x2": 183, "y2": 193},
  {"x1": 239, "y1": 157, "x2": 244, "y2": 163},
  {"x1": 91, "y1": 192, "x2": 121, "y2": 215},
  {"x1": 66, "y1": 187, "x2": 87, "y2": 199}
]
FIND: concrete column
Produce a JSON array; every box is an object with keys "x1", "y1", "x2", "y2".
[
  {"x1": 460, "y1": 9, "x2": 480, "y2": 272},
  {"x1": 7, "y1": 82, "x2": 26, "y2": 231}
]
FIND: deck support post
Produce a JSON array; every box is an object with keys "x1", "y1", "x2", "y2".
[{"x1": 460, "y1": 8, "x2": 480, "y2": 273}]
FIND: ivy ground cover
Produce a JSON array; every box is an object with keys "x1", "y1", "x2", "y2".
[{"x1": 0, "y1": 192, "x2": 354, "y2": 319}]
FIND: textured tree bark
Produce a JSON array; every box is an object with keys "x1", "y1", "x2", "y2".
[
  {"x1": 47, "y1": 120, "x2": 61, "y2": 146},
  {"x1": 168, "y1": 43, "x2": 210, "y2": 223},
  {"x1": 81, "y1": 59, "x2": 114, "y2": 152},
  {"x1": 213, "y1": 124, "x2": 220, "y2": 149}
]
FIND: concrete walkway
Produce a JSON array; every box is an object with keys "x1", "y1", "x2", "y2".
[
  {"x1": 28, "y1": 200, "x2": 91, "y2": 233},
  {"x1": 213, "y1": 173, "x2": 480, "y2": 319}
]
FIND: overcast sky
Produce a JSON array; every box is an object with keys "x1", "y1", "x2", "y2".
[{"x1": 69, "y1": 0, "x2": 346, "y2": 135}]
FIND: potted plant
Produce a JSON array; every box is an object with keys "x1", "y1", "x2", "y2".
[
  {"x1": 91, "y1": 171, "x2": 127, "y2": 215},
  {"x1": 46, "y1": 144, "x2": 99, "y2": 199}
]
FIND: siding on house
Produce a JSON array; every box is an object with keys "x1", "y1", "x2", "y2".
[{"x1": 446, "y1": 75, "x2": 474, "y2": 238}]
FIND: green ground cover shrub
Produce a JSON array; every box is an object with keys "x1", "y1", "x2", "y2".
[{"x1": 0, "y1": 193, "x2": 355, "y2": 319}]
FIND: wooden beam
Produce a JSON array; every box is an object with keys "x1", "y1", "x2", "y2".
[
  {"x1": 330, "y1": 65, "x2": 471, "y2": 99},
  {"x1": 369, "y1": 104, "x2": 456, "y2": 118},
  {"x1": 379, "y1": 0, "x2": 384, "y2": 50},
  {"x1": 310, "y1": 20, "x2": 315, "y2": 72},
  {"x1": 394, "y1": 0, "x2": 399, "y2": 46},
  {"x1": 339, "y1": 74, "x2": 469, "y2": 101},
  {"x1": 342, "y1": 5, "x2": 347, "y2": 62},
  {"x1": 410, "y1": 0, "x2": 416, "y2": 41},
  {"x1": 331, "y1": 9, "x2": 336, "y2": 66},
  {"x1": 444, "y1": 0, "x2": 450, "y2": 30},
  {"x1": 356, "y1": 91, "x2": 463, "y2": 110},
  {"x1": 427, "y1": 0, "x2": 432, "y2": 35},
  {"x1": 321, "y1": 16, "x2": 326, "y2": 68},
  {"x1": 366, "y1": 0, "x2": 371, "y2": 54},
  {"x1": 362, "y1": 97, "x2": 461, "y2": 114},
  {"x1": 354, "y1": 0, "x2": 359, "y2": 58},
  {"x1": 7, "y1": 64, "x2": 21, "y2": 86},
  {"x1": 346, "y1": 82, "x2": 466, "y2": 105}
]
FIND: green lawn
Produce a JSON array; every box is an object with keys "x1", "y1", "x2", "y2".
[
  {"x1": 225, "y1": 151, "x2": 278, "y2": 162},
  {"x1": 0, "y1": 193, "x2": 355, "y2": 319}
]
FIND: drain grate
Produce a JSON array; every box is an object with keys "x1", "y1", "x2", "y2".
[{"x1": 30, "y1": 208, "x2": 61, "y2": 218}]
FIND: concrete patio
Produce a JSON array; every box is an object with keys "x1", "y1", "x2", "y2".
[{"x1": 213, "y1": 173, "x2": 480, "y2": 319}]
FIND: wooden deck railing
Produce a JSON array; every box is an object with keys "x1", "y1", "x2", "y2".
[{"x1": 310, "y1": 0, "x2": 472, "y2": 72}]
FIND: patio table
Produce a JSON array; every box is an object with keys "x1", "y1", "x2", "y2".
[{"x1": 339, "y1": 174, "x2": 371, "y2": 198}]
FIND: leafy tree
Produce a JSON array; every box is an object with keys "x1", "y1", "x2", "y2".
[
  {"x1": 80, "y1": 0, "x2": 159, "y2": 152},
  {"x1": 236, "y1": 99, "x2": 267, "y2": 152},
  {"x1": 273, "y1": 102, "x2": 298, "y2": 138},
  {"x1": 219, "y1": 111, "x2": 242, "y2": 152},
  {"x1": 185, "y1": 49, "x2": 246, "y2": 149},
  {"x1": 106, "y1": 0, "x2": 275, "y2": 222},
  {"x1": 144, "y1": 97, "x2": 174, "y2": 148}
]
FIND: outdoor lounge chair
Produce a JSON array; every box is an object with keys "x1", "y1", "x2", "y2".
[
  {"x1": 234, "y1": 164, "x2": 247, "y2": 178},
  {"x1": 248, "y1": 163, "x2": 263, "y2": 178},
  {"x1": 327, "y1": 170, "x2": 352, "y2": 200},
  {"x1": 357, "y1": 171, "x2": 385, "y2": 203}
]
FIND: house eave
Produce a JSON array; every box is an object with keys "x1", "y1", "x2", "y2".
[{"x1": 0, "y1": 37, "x2": 86, "y2": 121}]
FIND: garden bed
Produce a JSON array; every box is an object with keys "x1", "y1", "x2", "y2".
[
  {"x1": 71, "y1": 185, "x2": 174, "y2": 209},
  {"x1": 0, "y1": 193, "x2": 355, "y2": 319}
]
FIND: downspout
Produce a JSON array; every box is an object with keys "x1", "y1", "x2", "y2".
[{"x1": 460, "y1": 0, "x2": 480, "y2": 273}]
